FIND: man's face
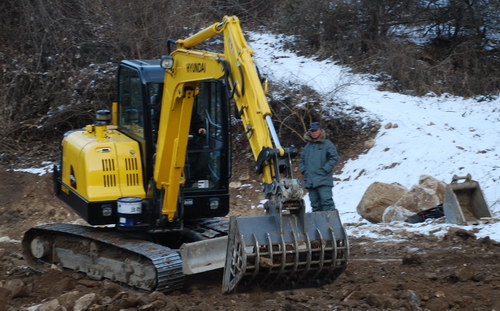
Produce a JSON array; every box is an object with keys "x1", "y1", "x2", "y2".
[{"x1": 309, "y1": 129, "x2": 321, "y2": 139}]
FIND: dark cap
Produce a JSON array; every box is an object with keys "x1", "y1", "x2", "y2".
[{"x1": 308, "y1": 122, "x2": 321, "y2": 131}]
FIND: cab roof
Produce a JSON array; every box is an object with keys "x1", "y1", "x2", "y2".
[{"x1": 120, "y1": 59, "x2": 165, "y2": 83}]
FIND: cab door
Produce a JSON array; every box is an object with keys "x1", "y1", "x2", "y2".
[{"x1": 183, "y1": 80, "x2": 231, "y2": 218}]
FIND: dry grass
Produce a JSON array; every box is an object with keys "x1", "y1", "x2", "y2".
[{"x1": 0, "y1": 0, "x2": 498, "y2": 158}]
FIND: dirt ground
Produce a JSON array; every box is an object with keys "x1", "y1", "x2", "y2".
[{"x1": 1, "y1": 165, "x2": 499, "y2": 311}]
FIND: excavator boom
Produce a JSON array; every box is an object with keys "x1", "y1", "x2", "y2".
[{"x1": 162, "y1": 16, "x2": 349, "y2": 292}]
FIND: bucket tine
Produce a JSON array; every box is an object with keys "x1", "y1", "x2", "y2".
[
  {"x1": 279, "y1": 233, "x2": 286, "y2": 278},
  {"x1": 291, "y1": 230, "x2": 299, "y2": 275},
  {"x1": 326, "y1": 228, "x2": 337, "y2": 279},
  {"x1": 259, "y1": 233, "x2": 274, "y2": 284},
  {"x1": 312, "y1": 228, "x2": 326, "y2": 279},
  {"x1": 267, "y1": 233, "x2": 286, "y2": 287},
  {"x1": 248, "y1": 233, "x2": 260, "y2": 283},
  {"x1": 300, "y1": 232, "x2": 312, "y2": 280}
]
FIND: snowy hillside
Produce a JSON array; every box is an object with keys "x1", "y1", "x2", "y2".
[
  {"x1": 248, "y1": 32, "x2": 500, "y2": 241},
  {"x1": 12, "y1": 31, "x2": 499, "y2": 243}
]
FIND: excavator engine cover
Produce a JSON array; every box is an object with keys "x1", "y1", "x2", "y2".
[{"x1": 222, "y1": 209, "x2": 349, "y2": 293}]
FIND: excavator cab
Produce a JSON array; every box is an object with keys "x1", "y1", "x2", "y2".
[{"x1": 117, "y1": 60, "x2": 231, "y2": 224}]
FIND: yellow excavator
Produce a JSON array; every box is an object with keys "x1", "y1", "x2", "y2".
[{"x1": 23, "y1": 16, "x2": 348, "y2": 293}]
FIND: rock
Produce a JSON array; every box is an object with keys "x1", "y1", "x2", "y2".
[
  {"x1": 110, "y1": 291, "x2": 130, "y2": 302},
  {"x1": 382, "y1": 205, "x2": 414, "y2": 222},
  {"x1": 356, "y1": 182, "x2": 407, "y2": 223},
  {"x1": 74, "y1": 293, "x2": 97, "y2": 311},
  {"x1": 98, "y1": 296, "x2": 113, "y2": 305},
  {"x1": 366, "y1": 293, "x2": 385, "y2": 307},
  {"x1": 364, "y1": 139, "x2": 375, "y2": 149},
  {"x1": 113, "y1": 294, "x2": 141, "y2": 310},
  {"x1": 424, "y1": 272, "x2": 438, "y2": 280},
  {"x1": 451, "y1": 265, "x2": 476, "y2": 282},
  {"x1": 50, "y1": 264, "x2": 63, "y2": 271},
  {"x1": 143, "y1": 291, "x2": 180, "y2": 310},
  {"x1": 58, "y1": 290, "x2": 83, "y2": 310},
  {"x1": 384, "y1": 122, "x2": 393, "y2": 129},
  {"x1": 260, "y1": 257, "x2": 273, "y2": 268},
  {"x1": 3, "y1": 279, "x2": 28, "y2": 298},
  {"x1": 407, "y1": 290, "x2": 421, "y2": 310},
  {"x1": 239, "y1": 170, "x2": 250, "y2": 181},
  {"x1": 88, "y1": 305, "x2": 106, "y2": 311},
  {"x1": 38, "y1": 299, "x2": 62, "y2": 311},
  {"x1": 229, "y1": 181, "x2": 242, "y2": 188},
  {"x1": 101, "y1": 280, "x2": 123, "y2": 297},
  {"x1": 418, "y1": 175, "x2": 447, "y2": 202},
  {"x1": 145, "y1": 291, "x2": 168, "y2": 303},
  {"x1": 139, "y1": 300, "x2": 166, "y2": 311},
  {"x1": 394, "y1": 185, "x2": 440, "y2": 213}
]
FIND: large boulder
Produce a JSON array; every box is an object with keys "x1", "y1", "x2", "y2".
[
  {"x1": 394, "y1": 184, "x2": 440, "y2": 213},
  {"x1": 356, "y1": 182, "x2": 407, "y2": 223},
  {"x1": 382, "y1": 205, "x2": 414, "y2": 222},
  {"x1": 418, "y1": 175, "x2": 447, "y2": 203}
]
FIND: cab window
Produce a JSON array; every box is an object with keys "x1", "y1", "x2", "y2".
[
  {"x1": 118, "y1": 67, "x2": 144, "y2": 138},
  {"x1": 185, "y1": 81, "x2": 225, "y2": 190}
]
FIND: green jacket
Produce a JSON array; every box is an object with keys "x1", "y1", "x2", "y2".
[{"x1": 299, "y1": 130, "x2": 339, "y2": 188}]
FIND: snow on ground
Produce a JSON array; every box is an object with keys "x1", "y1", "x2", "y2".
[
  {"x1": 12, "y1": 161, "x2": 54, "y2": 176},
  {"x1": 248, "y1": 32, "x2": 500, "y2": 241}
]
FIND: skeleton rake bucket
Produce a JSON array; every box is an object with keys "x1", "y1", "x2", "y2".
[{"x1": 222, "y1": 209, "x2": 349, "y2": 293}]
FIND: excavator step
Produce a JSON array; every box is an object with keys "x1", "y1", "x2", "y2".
[{"x1": 22, "y1": 223, "x2": 184, "y2": 293}]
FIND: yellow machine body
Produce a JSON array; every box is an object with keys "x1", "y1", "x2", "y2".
[{"x1": 60, "y1": 125, "x2": 145, "y2": 202}]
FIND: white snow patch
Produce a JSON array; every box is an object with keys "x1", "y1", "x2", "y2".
[
  {"x1": 12, "y1": 161, "x2": 54, "y2": 176},
  {"x1": 0, "y1": 236, "x2": 20, "y2": 243}
]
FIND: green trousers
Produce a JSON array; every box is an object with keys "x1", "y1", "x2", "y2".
[{"x1": 308, "y1": 186, "x2": 336, "y2": 212}]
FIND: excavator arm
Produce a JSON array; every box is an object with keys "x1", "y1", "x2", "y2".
[
  {"x1": 152, "y1": 48, "x2": 226, "y2": 222},
  {"x1": 155, "y1": 16, "x2": 302, "y2": 222}
]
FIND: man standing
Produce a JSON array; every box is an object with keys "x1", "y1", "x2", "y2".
[{"x1": 300, "y1": 122, "x2": 339, "y2": 212}]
